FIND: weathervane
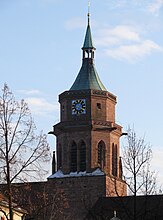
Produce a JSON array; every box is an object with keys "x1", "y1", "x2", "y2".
[
  {"x1": 88, "y1": 0, "x2": 90, "y2": 13},
  {"x1": 88, "y1": 0, "x2": 91, "y2": 24}
]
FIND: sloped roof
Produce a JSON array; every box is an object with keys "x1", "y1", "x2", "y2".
[
  {"x1": 87, "y1": 195, "x2": 163, "y2": 220},
  {"x1": 0, "y1": 192, "x2": 27, "y2": 214},
  {"x1": 70, "y1": 15, "x2": 107, "y2": 91},
  {"x1": 70, "y1": 59, "x2": 107, "y2": 91},
  {"x1": 83, "y1": 24, "x2": 94, "y2": 49}
]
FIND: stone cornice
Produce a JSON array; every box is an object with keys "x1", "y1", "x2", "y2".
[{"x1": 59, "y1": 89, "x2": 116, "y2": 103}]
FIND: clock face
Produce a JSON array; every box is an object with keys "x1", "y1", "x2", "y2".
[{"x1": 72, "y1": 99, "x2": 86, "y2": 115}]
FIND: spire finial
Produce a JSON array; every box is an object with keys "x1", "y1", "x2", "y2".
[{"x1": 88, "y1": 0, "x2": 91, "y2": 25}]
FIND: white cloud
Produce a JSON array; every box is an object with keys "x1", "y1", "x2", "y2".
[
  {"x1": 105, "y1": 0, "x2": 163, "y2": 15},
  {"x1": 104, "y1": 40, "x2": 162, "y2": 62},
  {"x1": 65, "y1": 18, "x2": 85, "y2": 30},
  {"x1": 16, "y1": 89, "x2": 59, "y2": 116},
  {"x1": 148, "y1": 0, "x2": 163, "y2": 14},
  {"x1": 95, "y1": 25, "x2": 163, "y2": 62},
  {"x1": 105, "y1": 0, "x2": 148, "y2": 9},
  {"x1": 25, "y1": 97, "x2": 59, "y2": 116},
  {"x1": 95, "y1": 25, "x2": 140, "y2": 47},
  {"x1": 17, "y1": 89, "x2": 41, "y2": 95},
  {"x1": 109, "y1": 26, "x2": 140, "y2": 42}
]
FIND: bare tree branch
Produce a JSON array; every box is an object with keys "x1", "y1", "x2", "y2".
[
  {"x1": 0, "y1": 83, "x2": 51, "y2": 220},
  {"x1": 121, "y1": 127, "x2": 160, "y2": 220}
]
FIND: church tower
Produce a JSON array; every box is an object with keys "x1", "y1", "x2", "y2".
[{"x1": 50, "y1": 11, "x2": 126, "y2": 195}]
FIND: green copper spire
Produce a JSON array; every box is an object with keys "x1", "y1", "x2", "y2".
[
  {"x1": 83, "y1": 12, "x2": 94, "y2": 49},
  {"x1": 70, "y1": 59, "x2": 107, "y2": 91},
  {"x1": 70, "y1": 7, "x2": 107, "y2": 91}
]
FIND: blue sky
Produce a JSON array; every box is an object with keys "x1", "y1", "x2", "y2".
[{"x1": 0, "y1": 0, "x2": 163, "y2": 181}]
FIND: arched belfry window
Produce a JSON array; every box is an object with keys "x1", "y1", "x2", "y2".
[
  {"x1": 70, "y1": 141, "x2": 77, "y2": 172},
  {"x1": 79, "y1": 141, "x2": 86, "y2": 171},
  {"x1": 58, "y1": 144, "x2": 62, "y2": 169},
  {"x1": 112, "y1": 143, "x2": 118, "y2": 176},
  {"x1": 98, "y1": 141, "x2": 106, "y2": 170}
]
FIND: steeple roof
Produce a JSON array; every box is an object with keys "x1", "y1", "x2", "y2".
[
  {"x1": 70, "y1": 13, "x2": 107, "y2": 91},
  {"x1": 70, "y1": 59, "x2": 106, "y2": 91},
  {"x1": 83, "y1": 24, "x2": 94, "y2": 49}
]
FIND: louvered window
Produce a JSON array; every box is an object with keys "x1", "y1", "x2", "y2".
[
  {"x1": 98, "y1": 141, "x2": 105, "y2": 169},
  {"x1": 70, "y1": 142, "x2": 77, "y2": 172},
  {"x1": 112, "y1": 143, "x2": 118, "y2": 176},
  {"x1": 58, "y1": 144, "x2": 62, "y2": 169},
  {"x1": 79, "y1": 141, "x2": 86, "y2": 171}
]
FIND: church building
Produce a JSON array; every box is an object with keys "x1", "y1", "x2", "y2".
[
  {"x1": 1, "y1": 5, "x2": 163, "y2": 220},
  {"x1": 0, "y1": 10, "x2": 128, "y2": 220},
  {"x1": 49, "y1": 11, "x2": 126, "y2": 197}
]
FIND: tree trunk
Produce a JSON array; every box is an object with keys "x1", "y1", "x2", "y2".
[
  {"x1": 133, "y1": 156, "x2": 136, "y2": 220},
  {"x1": 5, "y1": 128, "x2": 13, "y2": 220}
]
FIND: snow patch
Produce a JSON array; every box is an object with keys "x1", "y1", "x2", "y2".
[{"x1": 48, "y1": 168, "x2": 104, "y2": 179}]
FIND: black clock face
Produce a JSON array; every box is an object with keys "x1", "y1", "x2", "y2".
[{"x1": 72, "y1": 99, "x2": 86, "y2": 115}]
